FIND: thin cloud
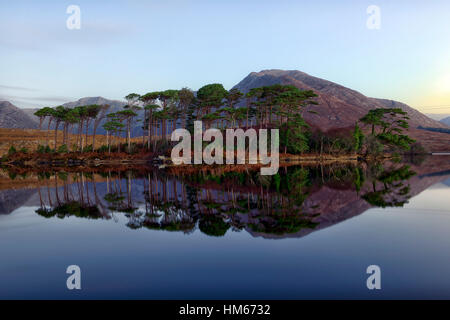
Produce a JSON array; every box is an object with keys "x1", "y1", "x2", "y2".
[
  {"x1": 28, "y1": 96, "x2": 73, "y2": 103},
  {"x1": 0, "y1": 94, "x2": 72, "y2": 103},
  {"x1": 0, "y1": 98, "x2": 39, "y2": 109},
  {"x1": 0, "y1": 94, "x2": 74, "y2": 108},
  {"x1": 0, "y1": 84, "x2": 37, "y2": 91}
]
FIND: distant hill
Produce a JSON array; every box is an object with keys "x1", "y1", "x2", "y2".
[
  {"x1": 233, "y1": 69, "x2": 447, "y2": 131},
  {"x1": 443, "y1": 178, "x2": 450, "y2": 187},
  {"x1": 62, "y1": 97, "x2": 130, "y2": 136},
  {"x1": 441, "y1": 116, "x2": 450, "y2": 127},
  {"x1": 0, "y1": 101, "x2": 38, "y2": 129},
  {"x1": 24, "y1": 96, "x2": 126, "y2": 121},
  {"x1": 426, "y1": 113, "x2": 450, "y2": 121},
  {"x1": 61, "y1": 96, "x2": 126, "y2": 110}
]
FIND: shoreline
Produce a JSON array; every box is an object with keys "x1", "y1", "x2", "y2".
[{"x1": 0, "y1": 152, "x2": 400, "y2": 171}]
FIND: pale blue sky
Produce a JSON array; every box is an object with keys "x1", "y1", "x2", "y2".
[{"x1": 1, "y1": 0, "x2": 450, "y2": 113}]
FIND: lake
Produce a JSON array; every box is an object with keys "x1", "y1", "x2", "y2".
[{"x1": 1, "y1": 156, "x2": 450, "y2": 299}]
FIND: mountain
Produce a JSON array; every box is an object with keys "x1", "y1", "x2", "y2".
[
  {"x1": 0, "y1": 188, "x2": 37, "y2": 215},
  {"x1": 443, "y1": 177, "x2": 450, "y2": 187},
  {"x1": 2, "y1": 70, "x2": 449, "y2": 145},
  {"x1": 63, "y1": 97, "x2": 130, "y2": 135},
  {"x1": 65, "y1": 97, "x2": 150, "y2": 136},
  {"x1": 0, "y1": 101, "x2": 38, "y2": 129},
  {"x1": 61, "y1": 96, "x2": 126, "y2": 110},
  {"x1": 62, "y1": 97, "x2": 140, "y2": 136},
  {"x1": 233, "y1": 69, "x2": 447, "y2": 131},
  {"x1": 441, "y1": 116, "x2": 450, "y2": 127}
]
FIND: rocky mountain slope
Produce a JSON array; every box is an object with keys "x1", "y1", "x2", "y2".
[
  {"x1": 0, "y1": 101, "x2": 38, "y2": 129},
  {"x1": 2, "y1": 70, "x2": 449, "y2": 146},
  {"x1": 233, "y1": 69, "x2": 447, "y2": 130},
  {"x1": 61, "y1": 96, "x2": 126, "y2": 110}
]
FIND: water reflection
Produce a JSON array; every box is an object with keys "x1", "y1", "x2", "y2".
[
  {"x1": 2, "y1": 157, "x2": 450, "y2": 299},
  {"x1": 0, "y1": 161, "x2": 423, "y2": 239},
  {"x1": 361, "y1": 164, "x2": 416, "y2": 208}
]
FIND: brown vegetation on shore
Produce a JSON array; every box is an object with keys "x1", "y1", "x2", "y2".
[{"x1": 0, "y1": 128, "x2": 143, "y2": 156}]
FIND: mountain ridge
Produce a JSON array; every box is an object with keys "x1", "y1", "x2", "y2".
[
  {"x1": 2, "y1": 69, "x2": 448, "y2": 135},
  {"x1": 0, "y1": 101, "x2": 38, "y2": 129},
  {"x1": 233, "y1": 69, "x2": 447, "y2": 130}
]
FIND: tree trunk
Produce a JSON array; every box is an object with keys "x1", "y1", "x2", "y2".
[
  {"x1": 85, "y1": 119, "x2": 90, "y2": 149},
  {"x1": 117, "y1": 131, "x2": 121, "y2": 153},
  {"x1": 143, "y1": 109, "x2": 147, "y2": 147},
  {"x1": 54, "y1": 122, "x2": 59, "y2": 149},
  {"x1": 106, "y1": 131, "x2": 110, "y2": 154},
  {"x1": 79, "y1": 121, "x2": 83, "y2": 151},
  {"x1": 46, "y1": 118, "x2": 52, "y2": 147},
  {"x1": 147, "y1": 110, "x2": 152, "y2": 150},
  {"x1": 162, "y1": 119, "x2": 166, "y2": 140},
  {"x1": 62, "y1": 123, "x2": 66, "y2": 146},
  {"x1": 127, "y1": 119, "x2": 131, "y2": 152},
  {"x1": 92, "y1": 125, "x2": 97, "y2": 151},
  {"x1": 246, "y1": 109, "x2": 249, "y2": 128}
]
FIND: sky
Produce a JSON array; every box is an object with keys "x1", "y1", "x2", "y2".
[{"x1": 1, "y1": 0, "x2": 450, "y2": 114}]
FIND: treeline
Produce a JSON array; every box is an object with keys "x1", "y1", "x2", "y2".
[
  {"x1": 34, "y1": 104, "x2": 110, "y2": 152},
  {"x1": 29, "y1": 83, "x2": 418, "y2": 157},
  {"x1": 31, "y1": 84, "x2": 320, "y2": 154},
  {"x1": 102, "y1": 84, "x2": 320, "y2": 154}
]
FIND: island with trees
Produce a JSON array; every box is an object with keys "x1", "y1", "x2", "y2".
[{"x1": 1, "y1": 84, "x2": 421, "y2": 169}]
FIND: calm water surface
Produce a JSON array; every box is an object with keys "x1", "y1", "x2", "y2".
[{"x1": 0, "y1": 157, "x2": 450, "y2": 299}]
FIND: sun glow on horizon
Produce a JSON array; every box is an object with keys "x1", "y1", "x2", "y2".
[{"x1": 435, "y1": 74, "x2": 450, "y2": 94}]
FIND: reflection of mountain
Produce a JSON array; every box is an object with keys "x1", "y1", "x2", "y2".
[
  {"x1": 0, "y1": 176, "x2": 144, "y2": 216},
  {"x1": 249, "y1": 164, "x2": 450, "y2": 239},
  {"x1": 442, "y1": 178, "x2": 450, "y2": 187},
  {"x1": 0, "y1": 188, "x2": 37, "y2": 215},
  {"x1": 1, "y1": 156, "x2": 450, "y2": 239},
  {"x1": 247, "y1": 185, "x2": 370, "y2": 239}
]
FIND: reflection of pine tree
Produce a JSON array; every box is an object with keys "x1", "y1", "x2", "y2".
[
  {"x1": 249, "y1": 215, "x2": 318, "y2": 235},
  {"x1": 140, "y1": 173, "x2": 196, "y2": 233},
  {"x1": 35, "y1": 172, "x2": 111, "y2": 220},
  {"x1": 37, "y1": 185, "x2": 43, "y2": 208},
  {"x1": 198, "y1": 214, "x2": 230, "y2": 237},
  {"x1": 27, "y1": 163, "x2": 404, "y2": 237},
  {"x1": 361, "y1": 164, "x2": 416, "y2": 208}
]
